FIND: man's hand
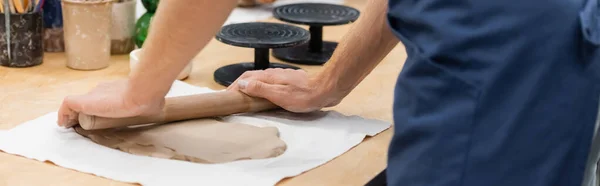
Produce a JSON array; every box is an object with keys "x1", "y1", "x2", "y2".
[
  {"x1": 227, "y1": 0, "x2": 398, "y2": 113},
  {"x1": 57, "y1": 80, "x2": 165, "y2": 128},
  {"x1": 227, "y1": 68, "x2": 342, "y2": 113}
]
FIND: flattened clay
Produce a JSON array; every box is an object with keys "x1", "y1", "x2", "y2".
[{"x1": 74, "y1": 118, "x2": 287, "y2": 164}]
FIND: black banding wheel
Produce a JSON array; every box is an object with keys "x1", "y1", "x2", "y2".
[
  {"x1": 214, "y1": 22, "x2": 310, "y2": 87},
  {"x1": 272, "y1": 3, "x2": 360, "y2": 65}
]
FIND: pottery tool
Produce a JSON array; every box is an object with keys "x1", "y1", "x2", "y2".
[
  {"x1": 3, "y1": 0, "x2": 10, "y2": 62},
  {"x1": 213, "y1": 22, "x2": 309, "y2": 87},
  {"x1": 7, "y1": 0, "x2": 14, "y2": 14},
  {"x1": 23, "y1": 0, "x2": 29, "y2": 11},
  {"x1": 33, "y1": 0, "x2": 41, "y2": 12},
  {"x1": 28, "y1": 0, "x2": 34, "y2": 12},
  {"x1": 13, "y1": 0, "x2": 24, "y2": 13},
  {"x1": 271, "y1": 3, "x2": 360, "y2": 65},
  {"x1": 78, "y1": 91, "x2": 279, "y2": 130},
  {"x1": 32, "y1": 0, "x2": 41, "y2": 12}
]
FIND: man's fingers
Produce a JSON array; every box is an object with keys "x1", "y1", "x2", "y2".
[
  {"x1": 228, "y1": 69, "x2": 280, "y2": 91},
  {"x1": 227, "y1": 70, "x2": 263, "y2": 91},
  {"x1": 64, "y1": 95, "x2": 87, "y2": 112},
  {"x1": 229, "y1": 68, "x2": 294, "y2": 94},
  {"x1": 238, "y1": 79, "x2": 285, "y2": 103},
  {"x1": 57, "y1": 100, "x2": 73, "y2": 127},
  {"x1": 239, "y1": 70, "x2": 263, "y2": 80},
  {"x1": 57, "y1": 95, "x2": 87, "y2": 127},
  {"x1": 249, "y1": 69, "x2": 291, "y2": 85}
]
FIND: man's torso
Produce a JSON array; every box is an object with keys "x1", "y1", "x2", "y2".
[{"x1": 386, "y1": 0, "x2": 600, "y2": 185}]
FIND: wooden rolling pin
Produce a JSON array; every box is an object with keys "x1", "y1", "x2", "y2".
[{"x1": 78, "y1": 91, "x2": 278, "y2": 130}]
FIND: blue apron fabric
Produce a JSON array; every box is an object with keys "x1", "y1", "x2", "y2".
[{"x1": 386, "y1": 0, "x2": 600, "y2": 185}]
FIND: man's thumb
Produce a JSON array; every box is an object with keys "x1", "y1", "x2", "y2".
[{"x1": 63, "y1": 95, "x2": 86, "y2": 113}]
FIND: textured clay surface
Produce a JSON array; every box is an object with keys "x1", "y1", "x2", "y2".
[{"x1": 74, "y1": 118, "x2": 287, "y2": 164}]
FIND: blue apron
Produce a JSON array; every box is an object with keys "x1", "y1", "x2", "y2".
[{"x1": 386, "y1": 0, "x2": 600, "y2": 185}]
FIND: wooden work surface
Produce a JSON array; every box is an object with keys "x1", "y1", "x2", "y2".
[{"x1": 0, "y1": 0, "x2": 406, "y2": 185}]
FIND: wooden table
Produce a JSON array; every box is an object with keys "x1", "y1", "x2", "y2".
[{"x1": 0, "y1": 0, "x2": 406, "y2": 185}]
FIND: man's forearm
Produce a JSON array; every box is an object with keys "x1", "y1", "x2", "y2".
[
  {"x1": 127, "y1": 0, "x2": 237, "y2": 104},
  {"x1": 315, "y1": 0, "x2": 398, "y2": 97}
]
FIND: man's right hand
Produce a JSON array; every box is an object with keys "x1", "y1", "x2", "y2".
[
  {"x1": 226, "y1": 0, "x2": 399, "y2": 113},
  {"x1": 227, "y1": 68, "x2": 343, "y2": 113}
]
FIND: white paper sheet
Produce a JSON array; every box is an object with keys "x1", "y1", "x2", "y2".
[
  {"x1": 0, "y1": 81, "x2": 390, "y2": 186},
  {"x1": 135, "y1": 0, "x2": 344, "y2": 24}
]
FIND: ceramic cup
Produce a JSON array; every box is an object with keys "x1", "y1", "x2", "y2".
[
  {"x1": 0, "y1": 11, "x2": 44, "y2": 67},
  {"x1": 130, "y1": 48, "x2": 193, "y2": 80},
  {"x1": 111, "y1": 0, "x2": 136, "y2": 54},
  {"x1": 62, "y1": 0, "x2": 113, "y2": 70}
]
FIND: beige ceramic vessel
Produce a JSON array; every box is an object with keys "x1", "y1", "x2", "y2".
[{"x1": 62, "y1": 0, "x2": 113, "y2": 70}]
